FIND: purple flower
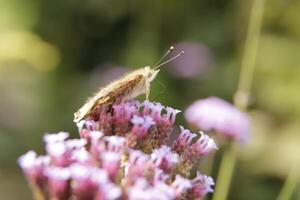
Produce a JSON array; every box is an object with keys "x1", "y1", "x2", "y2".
[
  {"x1": 131, "y1": 115, "x2": 155, "y2": 138},
  {"x1": 153, "y1": 168, "x2": 170, "y2": 182},
  {"x1": 185, "y1": 96, "x2": 250, "y2": 143},
  {"x1": 146, "y1": 101, "x2": 164, "y2": 121},
  {"x1": 125, "y1": 150, "x2": 153, "y2": 184},
  {"x1": 18, "y1": 151, "x2": 49, "y2": 187},
  {"x1": 100, "y1": 151, "x2": 121, "y2": 179},
  {"x1": 152, "y1": 181, "x2": 176, "y2": 200},
  {"x1": 70, "y1": 164, "x2": 102, "y2": 199},
  {"x1": 164, "y1": 107, "x2": 181, "y2": 124},
  {"x1": 188, "y1": 172, "x2": 215, "y2": 199},
  {"x1": 19, "y1": 100, "x2": 217, "y2": 200},
  {"x1": 82, "y1": 100, "x2": 179, "y2": 150},
  {"x1": 113, "y1": 102, "x2": 138, "y2": 124},
  {"x1": 71, "y1": 148, "x2": 91, "y2": 164},
  {"x1": 166, "y1": 42, "x2": 214, "y2": 79},
  {"x1": 89, "y1": 131, "x2": 104, "y2": 147},
  {"x1": 45, "y1": 136, "x2": 87, "y2": 167},
  {"x1": 171, "y1": 175, "x2": 192, "y2": 197},
  {"x1": 172, "y1": 126, "x2": 197, "y2": 154},
  {"x1": 45, "y1": 142, "x2": 67, "y2": 158},
  {"x1": 89, "y1": 135, "x2": 125, "y2": 163},
  {"x1": 103, "y1": 136, "x2": 126, "y2": 152},
  {"x1": 128, "y1": 178, "x2": 176, "y2": 200},
  {"x1": 96, "y1": 182, "x2": 121, "y2": 200},
  {"x1": 180, "y1": 130, "x2": 217, "y2": 171},
  {"x1": 45, "y1": 167, "x2": 71, "y2": 199},
  {"x1": 43, "y1": 132, "x2": 69, "y2": 144},
  {"x1": 151, "y1": 145, "x2": 179, "y2": 172},
  {"x1": 66, "y1": 138, "x2": 87, "y2": 149},
  {"x1": 78, "y1": 120, "x2": 98, "y2": 140},
  {"x1": 190, "y1": 132, "x2": 218, "y2": 157},
  {"x1": 127, "y1": 178, "x2": 152, "y2": 200}
]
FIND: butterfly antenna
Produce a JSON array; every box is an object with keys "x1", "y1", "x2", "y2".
[
  {"x1": 154, "y1": 50, "x2": 184, "y2": 69},
  {"x1": 153, "y1": 46, "x2": 175, "y2": 68}
]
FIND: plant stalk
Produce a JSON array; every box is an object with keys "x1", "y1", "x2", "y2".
[
  {"x1": 212, "y1": 143, "x2": 237, "y2": 200},
  {"x1": 277, "y1": 162, "x2": 300, "y2": 200},
  {"x1": 212, "y1": 0, "x2": 265, "y2": 200}
]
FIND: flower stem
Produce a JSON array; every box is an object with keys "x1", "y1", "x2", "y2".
[
  {"x1": 212, "y1": 143, "x2": 237, "y2": 200},
  {"x1": 212, "y1": 0, "x2": 265, "y2": 200},
  {"x1": 277, "y1": 162, "x2": 300, "y2": 200},
  {"x1": 235, "y1": 0, "x2": 265, "y2": 110}
]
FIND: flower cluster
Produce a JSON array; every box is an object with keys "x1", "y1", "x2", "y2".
[
  {"x1": 19, "y1": 100, "x2": 217, "y2": 200},
  {"x1": 82, "y1": 100, "x2": 180, "y2": 152},
  {"x1": 185, "y1": 97, "x2": 250, "y2": 143}
]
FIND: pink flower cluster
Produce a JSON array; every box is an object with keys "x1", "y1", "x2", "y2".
[
  {"x1": 82, "y1": 100, "x2": 180, "y2": 152},
  {"x1": 185, "y1": 97, "x2": 250, "y2": 143},
  {"x1": 19, "y1": 100, "x2": 217, "y2": 200}
]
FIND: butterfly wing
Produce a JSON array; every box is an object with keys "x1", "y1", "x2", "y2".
[{"x1": 73, "y1": 69, "x2": 146, "y2": 123}]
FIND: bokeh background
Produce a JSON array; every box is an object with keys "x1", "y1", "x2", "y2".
[{"x1": 0, "y1": 0, "x2": 300, "y2": 199}]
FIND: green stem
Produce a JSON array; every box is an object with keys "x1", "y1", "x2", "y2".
[
  {"x1": 277, "y1": 163, "x2": 300, "y2": 200},
  {"x1": 212, "y1": 0, "x2": 265, "y2": 200},
  {"x1": 235, "y1": 0, "x2": 265, "y2": 110},
  {"x1": 212, "y1": 144, "x2": 237, "y2": 200}
]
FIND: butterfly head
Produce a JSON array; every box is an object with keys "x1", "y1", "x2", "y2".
[{"x1": 144, "y1": 66, "x2": 160, "y2": 82}]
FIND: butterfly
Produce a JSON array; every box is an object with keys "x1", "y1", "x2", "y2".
[{"x1": 73, "y1": 46, "x2": 184, "y2": 123}]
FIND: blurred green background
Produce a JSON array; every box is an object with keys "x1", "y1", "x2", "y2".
[{"x1": 0, "y1": 0, "x2": 300, "y2": 199}]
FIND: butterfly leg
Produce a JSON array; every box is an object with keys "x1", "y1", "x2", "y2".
[
  {"x1": 145, "y1": 78, "x2": 150, "y2": 101},
  {"x1": 146, "y1": 89, "x2": 150, "y2": 101}
]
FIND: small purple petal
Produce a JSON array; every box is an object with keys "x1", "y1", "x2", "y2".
[
  {"x1": 189, "y1": 172, "x2": 215, "y2": 198},
  {"x1": 44, "y1": 132, "x2": 69, "y2": 144},
  {"x1": 173, "y1": 126, "x2": 197, "y2": 154},
  {"x1": 171, "y1": 175, "x2": 192, "y2": 196},
  {"x1": 191, "y1": 132, "x2": 218, "y2": 157}
]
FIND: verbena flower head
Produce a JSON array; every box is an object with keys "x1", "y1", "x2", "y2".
[
  {"x1": 19, "y1": 100, "x2": 216, "y2": 200},
  {"x1": 166, "y1": 41, "x2": 214, "y2": 79},
  {"x1": 185, "y1": 96, "x2": 250, "y2": 143}
]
